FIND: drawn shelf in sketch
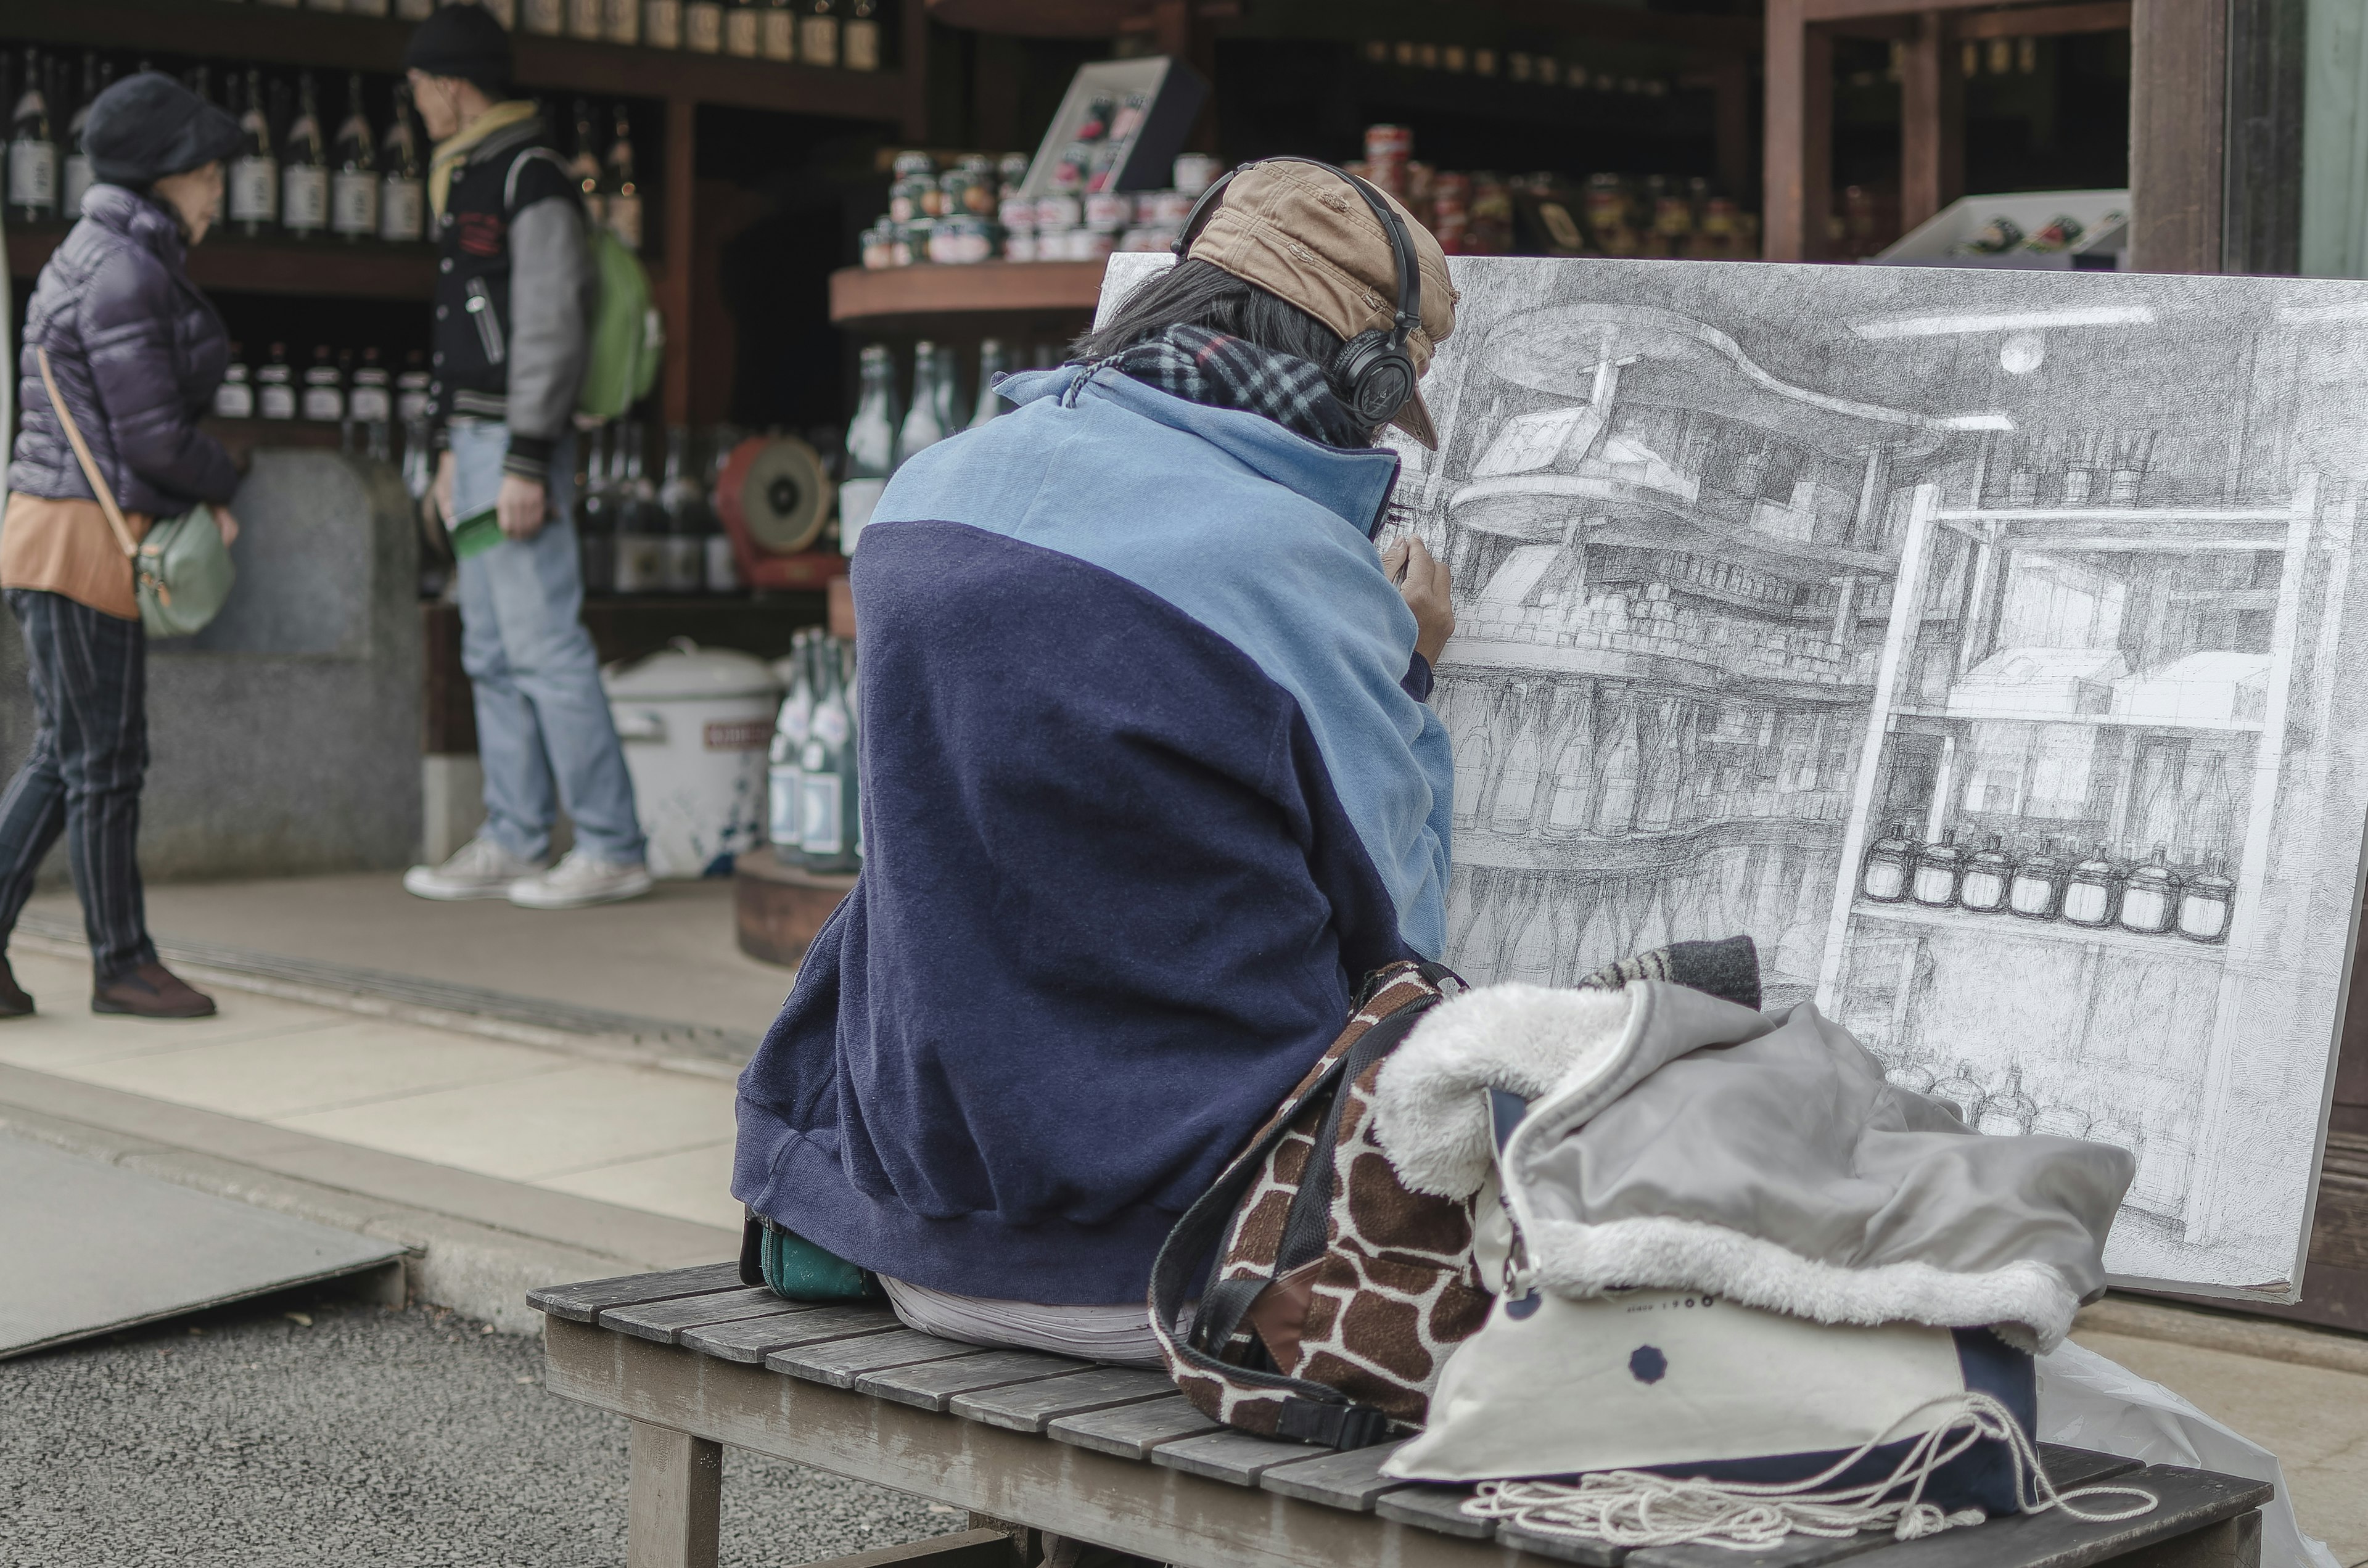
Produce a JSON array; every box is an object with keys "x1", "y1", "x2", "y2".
[{"x1": 1381, "y1": 258, "x2": 2366, "y2": 1296}]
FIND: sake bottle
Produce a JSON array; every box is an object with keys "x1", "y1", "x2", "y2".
[
  {"x1": 768, "y1": 630, "x2": 815, "y2": 852},
  {"x1": 231, "y1": 68, "x2": 278, "y2": 238},
  {"x1": 969, "y1": 338, "x2": 1010, "y2": 429},
  {"x1": 279, "y1": 72, "x2": 330, "y2": 239},
  {"x1": 379, "y1": 83, "x2": 427, "y2": 242},
  {"x1": 330, "y1": 73, "x2": 378, "y2": 244},
  {"x1": 839, "y1": 344, "x2": 900, "y2": 554},
  {"x1": 894, "y1": 340, "x2": 948, "y2": 469},
  {"x1": 799, "y1": 642, "x2": 860, "y2": 874}
]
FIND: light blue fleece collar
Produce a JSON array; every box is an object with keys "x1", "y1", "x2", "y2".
[{"x1": 998, "y1": 366, "x2": 1403, "y2": 538}]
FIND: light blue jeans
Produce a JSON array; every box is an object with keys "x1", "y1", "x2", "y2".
[{"x1": 449, "y1": 420, "x2": 646, "y2": 866}]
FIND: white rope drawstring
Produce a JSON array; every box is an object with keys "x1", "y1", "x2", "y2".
[{"x1": 1460, "y1": 1390, "x2": 2158, "y2": 1551}]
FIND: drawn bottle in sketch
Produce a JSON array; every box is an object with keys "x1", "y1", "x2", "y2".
[
  {"x1": 1489, "y1": 682, "x2": 1547, "y2": 834},
  {"x1": 1541, "y1": 683, "x2": 1598, "y2": 839},
  {"x1": 2007, "y1": 837, "x2": 2067, "y2": 919},
  {"x1": 1448, "y1": 680, "x2": 1495, "y2": 832},
  {"x1": 1503, "y1": 874, "x2": 1561, "y2": 986},
  {"x1": 2118, "y1": 845, "x2": 2179, "y2": 935},
  {"x1": 1859, "y1": 823, "x2": 1914, "y2": 903},
  {"x1": 1976, "y1": 1064, "x2": 2038, "y2": 1136},
  {"x1": 2177, "y1": 853, "x2": 2234, "y2": 944},
  {"x1": 1911, "y1": 827, "x2": 1962, "y2": 908},
  {"x1": 1957, "y1": 834, "x2": 2011, "y2": 914},
  {"x1": 2126, "y1": 742, "x2": 2182, "y2": 860},
  {"x1": 1637, "y1": 699, "x2": 1682, "y2": 832},
  {"x1": 2061, "y1": 842, "x2": 2121, "y2": 928},
  {"x1": 1931, "y1": 1060, "x2": 1989, "y2": 1126},
  {"x1": 2177, "y1": 752, "x2": 2237, "y2": 869},
  {"x1": 1592, "y1": 696, "x2": 1642, "y2": 836}
]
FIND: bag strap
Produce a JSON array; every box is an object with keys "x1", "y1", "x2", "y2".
[
  {"x1": 506, "y1": 146, "x2": 578, "y2": 215},
  {"x1": 35, "y1": 348, "x2": 141, "y2": 560}
]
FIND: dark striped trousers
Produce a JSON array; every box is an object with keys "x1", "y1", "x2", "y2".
[{"x1": 0, "y1": 589, "x2": 157, "y2": 980}]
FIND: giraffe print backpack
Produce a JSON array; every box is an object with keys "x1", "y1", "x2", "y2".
[{"x1": 1148, "y1": 938, "x2": 1764, "y2": 1450}]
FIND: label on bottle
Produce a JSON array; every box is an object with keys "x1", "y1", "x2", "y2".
[
  {"x1": 726, "y1": 7, "x2": 761, "y2": 54},
  {"x1": 799, "y1": 774, "x2": 842, "y2": 855},
  {"x1": 524, "y1": 0, "x2": 565, "y2": 32},
  {"x1": 605, "y1": 0, "x2": 641, "y2": 42},
  {"x1": 64, "y1": 154, "x2": 94, "y2": 218},
  {"x1": 813, "y1": 705, "x2": 850, "y2": 747},
  {"x1": 842, "y1": 17, "x2": 878, "y2": 70},
  {"x1": 2120, "y1": 887, "x2": 2168, "y2": 934},
  {"x1": 332, "y1": 170, "x2": 378, "y2": 236},
  {"x1": 705, "y1": 535, "x2": 739, "y2": 592},
  {"x1": 303, "y1": 382, "x2": 344, "y2": 422},
  {"x1": 762, "y1": 10, "x2": 796, "y2": 59},
  {"x1": 799, "y1": 14, "x2": 839, "y2": 65},
  {"x1": 768, "y1": 765, "x2": 802, "y2": 846},
  {"x1": 644, "y1": 0, "x2": 683, "y2": 46},
  {"x1": 606, "y1": 193, "x2": 642, "y2": 253},
  {"x1": 664, "y1": 538, "x2": 704, "y2": 594},
  {"x1": 614, "y1": 536, "x2": 667, "y2": 593},
  {"x1": 686, "y1": 1, "x2": 724, "y2": 51},
  {"x1": 569, "y1": 0, "x2": 605, "y2": 36},
  {"x1": 348, "y1": 384, "x2": 393, "y2": 422},
  {"x1": 837, "y1": 477, "x2": 886, "y2": 555},
  {"x1": 9, "y1": 142, "x2": 57, "y2": 210},
  {"x1": 258, "y1": 382, "x2": 298, "y2": 421},
  {"x1": 1958, "y1": 871, "x2": 2005, "y2": 911},
  {"x1": 380, "y1": 176, "x2": 425, "y2": 241},
  {"x1": 282, "y1": 165, "x2": 328, "y2": 232},
  {"x1": 2062, "y1": 880, "x2": 2111, "y2": 925},
  {"x1": 213, "y1": 380, "x2": 255, "y2": 420}
]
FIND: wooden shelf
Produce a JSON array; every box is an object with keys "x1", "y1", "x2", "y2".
[
  {"x1": 1851, "y1": 897, "x2": 2230, "y2": 961},
  {"x1": 1457, "y1": 812, "x2": 1846, "y2": 874},
  {"x1": 1894, "y1": 702, "x2": 2266, "y2": 734},
  {"x1": 7, "y1": 0, "x2": 908, "y2": 122},
  {"x1": 1449, "y1": 473, "x2": 1896, "y2": 585},
  {"x1": 7, "y1": 228, "x2": 440, "y2": 299},
  {"x1": 829, "y1": 261, "x2": 1109, "y2": 323}
]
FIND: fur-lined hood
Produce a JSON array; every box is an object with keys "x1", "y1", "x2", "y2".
[{"x1": 1371, "y1": 981, "x2": 2131, "y2": 1351}]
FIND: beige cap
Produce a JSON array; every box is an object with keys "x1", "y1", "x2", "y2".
[{"x1": 1182, "y1": 160, "x2": 1459, "y2": 449}]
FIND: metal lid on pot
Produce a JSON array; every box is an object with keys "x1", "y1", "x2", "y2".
[{"x1": 601, "y1": 638, "x2": 781, "y2": 701}]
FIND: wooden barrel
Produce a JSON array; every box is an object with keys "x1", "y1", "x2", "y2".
[{"x1": 735, "y1": 847, "x2": 857, "y2": 968}]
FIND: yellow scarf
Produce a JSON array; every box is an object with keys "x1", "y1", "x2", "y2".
[{"x1": 428, "y1": 100, "x2": 540, "y2": 220}]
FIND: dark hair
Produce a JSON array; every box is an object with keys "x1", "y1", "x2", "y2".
[{"x1": 1070, "y1": 258, "x2": 1347, "y2": 373}]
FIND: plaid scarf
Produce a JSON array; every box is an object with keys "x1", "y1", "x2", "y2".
[{"x1": 1098, "y1": 325, "x2": 1368, "y2": 448}]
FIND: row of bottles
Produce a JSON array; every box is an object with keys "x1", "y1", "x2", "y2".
[
  {"x1": 1859, "y1": 826, "x2": 2234, "y2": 943},
  {"x1": 215, "y1": 340, "x2": 428, "y2": 427},
  {"x1": 1443, "y1": 675, "x2": 1861, "y2": 840},
  {"x1": 577, "y1": 424, "x2": 738, "y2": 596},
  {"x1": 768, "y1": 628, "x2": 861, "y2": 874},
  {"x1": 1460, "y1": 568, "x2": 1879, "y2": 689},
  {"x1": 560, "y1": 99, "x2": 646, "y2": 252},
  {"x1": 1879, "y1": 1052, "x2": 2191, "y2": 1212},
  {"x1": 204, "y1": 0, "x2": 887, "y2": 72},
  {"x1": 838, "y1": 337, "x2": 1022, "y2": 552}
]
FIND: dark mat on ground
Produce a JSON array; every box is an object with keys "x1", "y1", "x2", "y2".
[
  {"x1": 0, "y1": 1135, "x2": 405, "y2": 1360},
  {"x1": 0, "y1": 1283, "x2": 965, "y2": 1568}
]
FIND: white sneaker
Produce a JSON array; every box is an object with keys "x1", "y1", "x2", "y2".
[
  {"x1": 405, "y1": 835, "x2": 548, "y2": 901},
  {"x1": 507, "y1": 848, "x2": 655, "y2": 910}
]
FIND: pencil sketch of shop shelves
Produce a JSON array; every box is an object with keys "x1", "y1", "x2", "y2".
[{"x1": 1819, "y1": 476, "x2": 2343, "y2": 1275}]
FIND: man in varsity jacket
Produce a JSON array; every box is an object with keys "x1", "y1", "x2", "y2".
[{"x1": 398, "y1": 4, "x2": 651, "y2": 909}]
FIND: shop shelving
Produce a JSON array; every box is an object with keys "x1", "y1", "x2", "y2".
[{"x1": 828, "y1": 258, "x2": 1108, "y2": 322}]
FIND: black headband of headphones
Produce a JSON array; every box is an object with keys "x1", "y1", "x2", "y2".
[{"x1": 1170, "y1": 157, "x2": 1423, "y2": 357}]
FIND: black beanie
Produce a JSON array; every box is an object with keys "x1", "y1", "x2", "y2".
[
  {"x1": 83, "y1": 72, "x2": 242, "y2": 187},
  {"x1": 403, "y1": 2, "x2": 515, "y2": 94}
]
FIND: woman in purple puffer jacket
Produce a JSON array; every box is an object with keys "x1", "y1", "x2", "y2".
[{"x1": 0, "y1": 73, "x2": 244, "y2": 1020}]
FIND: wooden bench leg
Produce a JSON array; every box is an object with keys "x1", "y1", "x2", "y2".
[
  {"x1": 2107, "y1": 1508, "x2": 2264, "y2": 1568},
  {"x1": 628, "y1": 1421, "x2": 722, "y2": 1568}
]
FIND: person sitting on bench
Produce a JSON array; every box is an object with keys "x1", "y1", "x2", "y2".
[{"x1": 731, "y1": 159, "x2": 1460, "y2": 1366}]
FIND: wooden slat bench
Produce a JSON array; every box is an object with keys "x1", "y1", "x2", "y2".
[{"x1": 530, "y1": 1265, "x2": 2275, "y2": 1568}]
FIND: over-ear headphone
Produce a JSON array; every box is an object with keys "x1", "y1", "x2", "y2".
[{"x1": 1171, "y1": 157, "x2": 1423, "y2": 432}]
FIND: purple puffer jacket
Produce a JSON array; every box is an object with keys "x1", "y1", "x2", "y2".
[{"x1": 8, "y1": 183, "x2": 239, "y2": 517}]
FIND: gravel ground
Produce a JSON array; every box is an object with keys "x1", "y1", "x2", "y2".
[{"x1": 1, "y1": 1283, "x2": 966, "y2": 1568}]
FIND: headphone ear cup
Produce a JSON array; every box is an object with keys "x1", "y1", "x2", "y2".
[{"x1": 1334, "y1": 330, "x2": 1417, "y2": 427}]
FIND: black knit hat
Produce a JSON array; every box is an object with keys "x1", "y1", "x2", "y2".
[
  {"x1": 403, "y1": 2, "x2": 515, "y2": 94},
  {"x1": 83, "y1": 72, "x2": 242, "y2": 187}
]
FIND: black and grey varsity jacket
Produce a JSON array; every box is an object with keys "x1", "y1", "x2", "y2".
[{"x1": 426, "y1": 113, "x2": 593, "y2": 482}]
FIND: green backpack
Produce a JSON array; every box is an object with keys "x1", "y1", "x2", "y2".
[{"x1": 508, "y1": 149, "x2": 663, "y2": 421}]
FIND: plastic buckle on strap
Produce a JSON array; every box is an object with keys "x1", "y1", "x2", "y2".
[{"x1": 1276, "y1": 1397, "x2": 1392, "y2": 1450}]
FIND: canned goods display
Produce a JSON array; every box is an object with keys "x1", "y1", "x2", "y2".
[{"x1": 1085, "y1": 191, "x2": 1133, "y2": 228}]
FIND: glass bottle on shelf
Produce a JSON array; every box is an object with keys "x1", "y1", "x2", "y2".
[
  {"x1": 302, "y1": 345, "x2": 345, "y2": 423},
  {"x1": 62, "y1": 54, "x2": 107, "y2": 222},
  {"x1": 9, "y1": 46, "x2": 58, "y2": 226},
  {"x1": 839, "y1": 343, "x2": 900, "y2": 554},
  {"x1": 769, "y1": 630, "x2": 815, "y2": 851},
  {"x1": 1859, "y1": 822, "x2": 1914, "y2": 903},
  {"x1": 256, "y1": 342, "x2": 297, "y2": 421},
  {"x1": 570, "y1": 0, "x2": 607, "y2": 41},
  {"x1": 569, "y1": 101, "x2": 606, "y2": 229},
  {"x1": 704, "y1": 434, "x2": 741, "y2": 592},
  {"x1": 380, "y1": 83, "x2": 426, "y2": 242},
  {"x1": 604, "y1": 0, "x2": 643, "y2": 45},
  {"x1": 842, "y1": 0, "x2": 881, "y2": 70},
  {"x1": 726, "y1": 0, "x2": 763, "y2": 56},
  {"x1": 615, "y1": 424, "x2": 667, "y2": 594},
  {"x1": 686, "y1": 0, "x2": 726, "y2": 52},
  {"x1": 1590, "y1": 695, "x2": 1642, "y2": 837},
  {"x1": 2060, "y1": 842, "x2": 2120, "y2": 928},
  {"x1": 969, "y1": 339, "x2": 1009, "y2": 429},
  {"x1": 397, "y1": 350, "x2": 432, "y2": 425},
  {"x1": 523, "y1": 0, "x2": 565, "y2": 37},
  {"x1": 602, "y1": 105, "x2": 641, "y2": 253},
  {"x1": 1911, "y1": 827, "x2": 1962, "y2": 908},
  {"x1": 2007, "y1": 836, "x2": 2066, "y2": 920},
  {"x1": 763, "y1": 0, "x2": 799, "y2": 60},
  {"x1": 331, "y1": 73, "x2": 379, "y2": 244},
  {"x1": 800, "y1": 0, "x2": 841, "y2": 67},
  {"x1": 1957, "y1": 834, "x2": 2011, "y2": 914},
  {"x1": 280, "y1": 72, "x2": 329, "y2": 239},
  {"x1": 932, "y1": 342, "x2": 960, "y2": 432},
  {"x1": 348, "y1": 346, "x2": 393, "y2": 430},
  {"x1": 894, "y1": 340, "x2": 948, "y2": 469},
  {"x1": 2177, "y1": 853, "x2": 2235, "y2": 945},
  {"x1": 799, "y1": 642, "x2": 860, "y2": 873},
  {"x1": 2118, "y1": 845, "x2": 2179, "y2": 935},
  {"x1": 578, "y1": 425, "x2": 618, "y2": 595},
  {"x1": 213, "y1": 344, "x2": 255, "y2": 420},
  {"x1": 645, "y1": 0, "x2": 685, "y2": 47},
  {"x1": 658, "y1": 427, "x2": 709, "y2": 595}
]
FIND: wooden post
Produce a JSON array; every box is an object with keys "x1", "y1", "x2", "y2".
[
  {"x1": 2129, "y1": 0, "x2": 2230, "y2": 272},
  {"x1": 1711, "y1": 54, "x2": 1754, "y2": 200},
  {"x1": 1764, "y1": 0, "x2": 1833, "y2": 261},
  {"x1": 628, "y1": 1421, "x2": 722, "y2": 1568},
  {"x1": 659, "y1": 94, "x2": 697, "y2": 427},
  {"x1": 1899, "y1": 10, "x2": 1963, "y2": 234}
]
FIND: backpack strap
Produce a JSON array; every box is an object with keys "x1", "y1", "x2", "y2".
[{"x1": 505, "y1": 146, "x2": 578, "y2": 215}]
